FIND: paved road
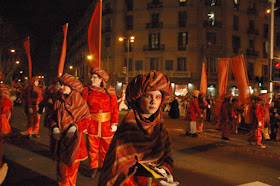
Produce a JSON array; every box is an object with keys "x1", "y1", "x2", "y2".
[{"x1": 2, "y1": 106, "x2": 280, "y2": 186}]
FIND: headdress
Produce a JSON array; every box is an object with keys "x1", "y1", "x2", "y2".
[{"x1": 60, "y1": 73, "x2": 83, "y2": 93}]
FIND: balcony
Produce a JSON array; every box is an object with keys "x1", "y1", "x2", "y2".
[
  {"x1": 143, "y1": 44, "x2": 165, "y2": 51},
  {"x1": 247, "y1": 28, "x2": 259, "y2": 35},
  {"x1": 246, "y1": 48, "x2": 259, "y2": 57},
  {"x1": 147, "y1": 1, "x2": 163, "y2": 9},
  {"x1": 203, "y1": 20, "x2": 222, "y2": 28},
  {"x1": 165, "y1": 71, "x2": 191, "y2": 78},
  {"x1": 146, "y1": 22, "x2": 163, "y2": 29},
  {"x1": 102, "y1": 27, "x2": 112, "y2": 33},
  {"x1": 102, "y1": 8, "x2": 113, "y2": 16}
]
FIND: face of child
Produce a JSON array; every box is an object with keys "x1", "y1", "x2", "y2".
[
  {"x1": 139, "y1": 90, "x2": 162, "y2": 118},
  {"x1": 91, "y1": 74, "x2": 102, "y2": 87},
  {"x1": 61, "y1": 85, "x2": 71, "y2": 95}
]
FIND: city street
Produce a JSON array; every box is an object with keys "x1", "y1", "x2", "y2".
[{"x1": 2, "y1": 105, "x2": 280, "y2": 186}]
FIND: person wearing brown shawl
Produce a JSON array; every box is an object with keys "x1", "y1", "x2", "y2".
[
  {"x1": 98, "y1": 71, "x2": 179, "y2": 186},
  {"x1": 50, "y1": 73, "x2": 91, "y2": 186},
  {"x1": 0, "y1": 72, "x2": 12, "y2": 184},
  {"x1": 220, "y1": 93, "x2": 233, "y2": 140}
]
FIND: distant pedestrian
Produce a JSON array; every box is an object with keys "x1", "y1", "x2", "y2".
[
  {"x1": 196, "y1": 93, "x2": 208, "y2": 134},
  {"x1": 168, "y1": 97, "x2": 180, "y2": 119},
  {"x1": 231, "y1": 97, "x2": 244, "y2": 134}
]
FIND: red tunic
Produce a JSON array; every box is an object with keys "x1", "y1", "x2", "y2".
[
  {"x1": 254, "y1": 103, "x2": 265, "y2": 130},
  {"x1": 82, "y1": 85, "x2": 118, "y2": 137},
  {"x1": 187, "y1": 97, "x2": 202, "y2": 121}
]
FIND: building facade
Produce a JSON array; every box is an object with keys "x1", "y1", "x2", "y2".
[{"x1": 50, "y1": 0, "x2": 280, "y2": 96}]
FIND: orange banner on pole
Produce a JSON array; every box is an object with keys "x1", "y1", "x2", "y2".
[
  {"x1": 88, "y1": 0, "x2": 102, "y2": 68},
  {"x1": 23, "y1": 37, "x2": 32, "y2": 78},
  {"x1": 58, "y1": 23, "x2": 69, "y2": 77},
  {"x1": 215, "y1": 58, "x2": 230, "y2": 118},
  {"x1": 231, "y1": 55, "x2": 251, "y2": 105},
  {"x1": 199, "y1": 63, "x2": 207, "y2": 95}
]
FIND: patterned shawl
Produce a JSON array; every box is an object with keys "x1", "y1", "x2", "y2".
[
  {"x1": 54, "y1": 90, "x2": 90, "y2": 166},
  {"x1": 126, "y1": 71, "x2": 172, "y2": 110},
  {"x1": 98, "y1": 107, "x2": 173, "y2": 186}
]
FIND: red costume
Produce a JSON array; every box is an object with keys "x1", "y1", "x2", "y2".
[
  {"x1": 82, "y1": 67, "x2": 118, "y2": 173},
  {"x1": 220, "y1": 94, "x2": 233, "y2": 140},
  {"x1": 196, "y1": 94, "x2": 208, "y2": 133},
  {"x1": 51, "y1": 73, "x2": 91, "y2": 186},
  {"x1": 23, "y1": 76, "x2": 43, "y2": 136},
  {"x1": 248, "y1": 95, "x2": 266, "y2": 147},
  {"x1": 0, "y1": 82, "x2": 12, "y2": 166}
]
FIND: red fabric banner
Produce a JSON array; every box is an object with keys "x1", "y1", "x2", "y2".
[
  {"x1": 58, "y1": 23, "x2": 69, "y2": 77},
  {"x1": 215, "y1": 58, "x2": 230, "y2": 118},
  {"x1": 231, "y1": 55, "x2": 251, "y2": 105},
  {"x1": 88, "y1": 0, "x2": 102, "y2": 68},
  {"x1": 199, "y1": 63, "x2": 207, "y2": 95},
  {"x1": 23, "y1": 37, "x2": 32, "y2": 78}
]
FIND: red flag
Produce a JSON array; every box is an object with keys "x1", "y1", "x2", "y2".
[
  {"x1": 88, "y1": 0, "x2": 102, "y2": 68},
  {"x1": 199, "y1": 63, "x2": 207, "y2": 95},
  {"x1": 231, "y1": 55, "x2": 251, "y2": 105},
  {"x1": 23, "y1": 37, "x2": 32, "y2": 78},
  {"x1": 58, "y1": 23, "x2": 69, "y2": 77},
  {"x1": 215, "y1": 58, "x2": 230, "y2": 119}
]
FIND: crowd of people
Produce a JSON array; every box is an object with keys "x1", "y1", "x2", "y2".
[{"x1": 1, "y1": 68, "x2": 280, "y2": 185}]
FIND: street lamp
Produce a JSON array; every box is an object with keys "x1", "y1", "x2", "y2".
[
  {"x1": 15, "y1": 60, "x2": 20, "y2": 65},
  {"x1": 119, "y1": 36, "x2": 135, "y2": 83}
]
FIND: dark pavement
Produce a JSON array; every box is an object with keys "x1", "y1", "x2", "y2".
[{"x1": 2, "y1": 106, "x2": 280, "y2": 186}]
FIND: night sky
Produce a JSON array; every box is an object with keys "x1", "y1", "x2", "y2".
[{"x1": 0, "y1": 0, "x2": 280, "y2": 78}]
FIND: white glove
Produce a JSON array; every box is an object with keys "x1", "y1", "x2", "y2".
[
  {"x1": 53, "y1": 127, "x2": 61, "y2": 140},
  {"x1": 66, "y1": 125, "x2": 77, "y2": 138},
  {"x1": 154, "y1": 167, "x2": 179, "y2": 185},
  {"x1": 110, "y1": 124, "x2": 118, "y2": 132},
  {"x1": 258, "y1": 122, "x2": 262, "y2": 127}
]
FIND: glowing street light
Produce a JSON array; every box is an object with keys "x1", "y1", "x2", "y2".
[
  {"x1": 87, "y1": 55, "x2": 93, "y2": 60},
  {"x1": 69, "y1": 65, "x2": 73, "y2": 70},
  {"x1": 10, "y1": 49, "x2": 15, "y2": 53},
  {"x1": 15, "y1": 60, "x2": 20, "y2": 65},
  {"x1": 19, "y1": 71, "x2": 23, "y2": 74}
]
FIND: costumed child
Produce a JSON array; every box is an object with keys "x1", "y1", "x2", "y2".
[
  {"x1": 50, "y1": 73, "x2": 91, "y2": 185},
  {"x1": 98, "y1": 71, "x2": 179, "y2": 186}
]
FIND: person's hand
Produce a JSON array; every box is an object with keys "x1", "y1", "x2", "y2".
[
  {"x1": 258, "y1": 122, "x2": 262, "y2": 127},
  {"x1": 28, "y1": 108, "x2": 33, "y2": 114},
  {"x1": 66, "y1": 125, "x2": 77, "y2": 138},
  {"x1": 110, "y1": 124, "x2": 117, "y2": 132},
  {"x1": 200, "y1": 114, "x2": 203, "y2": 118},
  {"x1": 53, "y1": 127, "x2": 61, "y2": 140}
]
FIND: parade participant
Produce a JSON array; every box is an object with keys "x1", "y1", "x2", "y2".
[
  {"x1": 248, "y1": 95, "x2": 266, "y2": 148},
  {"x1": 260, "y1": 93, "x2": 271, "y2": 141},
  {"x1": 98, "y1": 71, "x2": 179, "y2": 186},
  {"x1": 50, "y1": 73, "x2": 91, "y2": 185},
  {"x1": 220, "y1": 93, "x2": 233, "y2": 140},
  {"x1": 231, "y1": 98, "x2": 244, "y2": 134},
  {"x1": 185, "y1": 90, "x2": 203, "y2": 137},
  {"x1": 196, "y1": 93, "x2": 208, "y2": 134},
  {"x1": 0, "y1": 72, "x2": 12, "y2": 184},
  {"x1": 23, "y1": 76, "x2": 43, "y2": 138},
  {"x1": 82, "y1": 67, "x2": 119, "y2": 179},
  {"x1": 38, "y1": 78, "x2": 61, "y2": 129}
]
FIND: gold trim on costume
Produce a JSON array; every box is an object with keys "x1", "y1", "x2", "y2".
[{"x1": 91, "y1": 111, "x2": 111, "y2": 123}]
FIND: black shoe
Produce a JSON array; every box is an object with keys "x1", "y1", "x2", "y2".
[
  {"x1": 33, "y1": 134, "x2": 40, "y2": 138},
  {"x1": 264, "y1": 139, "x2": 270, "y2": 141},
  {"x1": 191, "y1": 133, "x2": 198, "y2": 138},
  {"x1": 185, "y1": 132, "x2": 191, "y2": 136},
  {"x1": 221, "y1": 137, "x2": 230, "y2": 140},
  {"x1": 91, "y1": 168, "x2": 98, "y2": 179}
]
